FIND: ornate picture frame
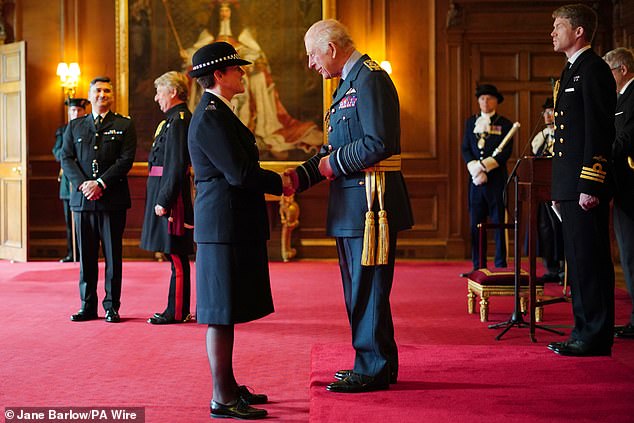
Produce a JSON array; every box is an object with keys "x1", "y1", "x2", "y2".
[{"x1": 116, "y1": 0, "x2": 335, "y2": 163}]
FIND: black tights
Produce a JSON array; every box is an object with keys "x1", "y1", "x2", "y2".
[{"x1": 206, "y1": 324, "x2": 238, "y2": 404}]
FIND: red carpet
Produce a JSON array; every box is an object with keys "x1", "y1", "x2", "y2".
[{"x1": 0, "y1": 260, "x2": 633, "y2": 422}]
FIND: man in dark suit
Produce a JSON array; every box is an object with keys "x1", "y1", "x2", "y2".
[
  {"x1": 285, "y1": 19, "x2": 414, "y2": 393},
  {"x1": 546, "y1": 4, "x2": 616, "y2": 356},
  {"x1": 604, "y1": 47, "x2": 634, "y2": 339},
  {"x1": 461, "y1": 84, "x2": 514, "y2": 274},
  {"x1": 61, "y1": 76, "x2": 137, "y2": 323},
  {"x1": 53, "y1": 97, "x2": 89, "y2": 262}
]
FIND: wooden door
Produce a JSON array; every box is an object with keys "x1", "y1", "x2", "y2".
[{"x1": 0, "y1": 41, "x2": 27, "y2": 262}]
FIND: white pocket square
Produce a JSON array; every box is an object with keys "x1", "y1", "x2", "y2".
[
  {"x1": 615, "y1": 111, "x2": 624, "y2": 116},
  {"x1": 565, "y1": 87, "x2": 574, "y2": 92}
]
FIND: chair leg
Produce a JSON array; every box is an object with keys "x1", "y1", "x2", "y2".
[
  {"x1": 535, "y1": 306, "x2": 543, "y2": 322},
  {"x1": 467, "y1": 288, "x2": 476, "y2": 314},
  {"x1": 479, "y1": 296, "x2": 489, "y2": 322}
]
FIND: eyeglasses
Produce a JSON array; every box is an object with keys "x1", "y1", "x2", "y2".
[{"x1": 610, "y1": 65, "x2": 622, "y2": 71}]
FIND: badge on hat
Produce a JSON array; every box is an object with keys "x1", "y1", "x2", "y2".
[{"x1": 65, "y1": 98, "x2": 90, "y2": 109}]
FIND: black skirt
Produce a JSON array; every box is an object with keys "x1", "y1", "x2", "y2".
[{"x1": 195, "y1": 241, "x2": 274, "y2": 324}]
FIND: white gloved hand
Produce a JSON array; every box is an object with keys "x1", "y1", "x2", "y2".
[
  {"x1": 467, "y1": 160, "x2": 482, "y2": 177},
  {"x1": 472, "y1": 171, "x2": 488, "y2": 186}
]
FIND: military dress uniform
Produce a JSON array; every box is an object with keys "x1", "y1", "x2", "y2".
[
  {"x1": 612, "y1": 78, "x2": 634, "y2": 329},
  {"x1": 188, "y1": 92, "x2": 282, "y2": 325},
  {"x1": 461, "y1": 113, "x2": 513, "y2": 270},
  {"x1": 61, "y1": 111, "x2": 137, "y2": 315},
  {"x1": 294, "y1": 54, "x2": 413, "y2": 385},
  {"x1": 140, "y1": 102, "x2": 194, "y2": 322},
  {"x1": 551, "y1": 48, "x2": 616, "y2": 351},
  {"x1": 53, "y1": 124, "x2": 78, "y2": 260}
]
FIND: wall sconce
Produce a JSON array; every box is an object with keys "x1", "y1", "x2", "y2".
[
  {"x1": 56, "y1": 62, "x2": 81, "y2": 98},
  {"x1": 380, "y1": 61, "x2": 392, "y2": 75}
]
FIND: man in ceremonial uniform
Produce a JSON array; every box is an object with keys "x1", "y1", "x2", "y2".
[
  {"x1": 546, "y1": 4, "x2": 616, "y2": 356},
  {"x1": 461, "y1": 84, "x2": 513, "y2": 274},
  {"x1": 604, "y1": 47, "x2": 634, "y2": 339},
  {"x1": 53, "y1": 97, "x2": 89, "y2": 262},
  {"x1": 285, "y1": 19, "x2": 413, "y2": 393},
  {"x1": 62, "y1": 76, "x2": 137, "y2": 323}
]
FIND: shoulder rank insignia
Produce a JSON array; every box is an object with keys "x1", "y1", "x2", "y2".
[
  {"x1": 364, "y1": 59, "x2": 382, "y2": 71},
  {"x1": 179, "y1": 111, "x2": 185, "y2": 119},
  {"x1": 114, "y1": 112, "x2": 131, "y2": 119},
  {"x1": 205, "y1": 100, "x2": 217, "y2": 111}
]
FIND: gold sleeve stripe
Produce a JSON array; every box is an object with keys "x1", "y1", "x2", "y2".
[
  {"x1": 581, "y1": 169, "x2": 606, "y2": 180},
  {"x1": 580, "y1": 174, "x2": 605, "y2": 183},
  {"x1": 582, "y1": 166, "x2": 606, "y2": 175}
]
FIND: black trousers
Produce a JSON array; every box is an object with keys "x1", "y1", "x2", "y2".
[
  {"x1": 164, "y1": 253, "x2": 191, "y2": 321},
  {"x1": 613, "y1": 203, "x2": 634, "y2": 325},
  {"x1": 62, "y1": 199, "x2": 78, "y2": 258},
  {"x1": 560, "y1": 200, "x2": 614, "y2": 348},
  {"x1": 336, "y1": 233, "x2": 398, "y2": 382},
  {"x1": 74, "y1": 210, "x2": 127, "y2": 313}
]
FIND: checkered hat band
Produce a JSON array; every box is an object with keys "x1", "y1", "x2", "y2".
[{"x1": 192, "y1": 53, "x2": 241, "y2": 71}]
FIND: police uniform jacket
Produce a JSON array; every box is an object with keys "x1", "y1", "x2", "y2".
[
  {"x1": 61, "y1": 112, "x2": 137, "y2": 211},
  {"x1": 139, "y1": 102, "x2": 194, "y2": 254},
  {"x1": 295, "y1": 55, "x2": 413, "y2": 237},
  {"x1": 53, "y1": 124, "x2": 71, "y2": 200},
  {"x1": 552, "y1": 49, "x2": 616, "y2": 201},
  {"x1": 612, "y1": 80, "x2": 634, "y2": 218},
  {"x1": 188, "y1": 91, "x2": 282, "y2": 243},
  {"x1": 461, "y1": 113, "x2": 514, "y2": 191}
]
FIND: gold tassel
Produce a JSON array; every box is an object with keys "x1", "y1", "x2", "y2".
[
  {"x1": 361, "y1": 210, "x2": 376, "y2": 266},
  {"x1": 376, "y1": 210, "x2": 389, "y2": 265}
]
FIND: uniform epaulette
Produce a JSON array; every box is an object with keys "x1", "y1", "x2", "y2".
[
  {"x1": 364, "y1": 60, "x2": 383, "y2": 71},
  {"x1": 205, "y1": 100, "x2": 217, "y2": 111},
  {"x1": 179, "y1": 111, "x2": 185, "y2": 120},
  {"x1": 114, "y1": 112, "x2": 131, "y2": 119}
]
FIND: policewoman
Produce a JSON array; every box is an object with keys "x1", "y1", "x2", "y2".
[{"x1": 188, "y1": 42, "x2": 282, "y2": 419}]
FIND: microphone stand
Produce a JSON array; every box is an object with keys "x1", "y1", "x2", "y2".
[{"x1": 489, "y1": 116, "x2": 564, "y2": 340}]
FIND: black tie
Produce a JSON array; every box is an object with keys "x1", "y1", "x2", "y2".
[
  {"x1": 560, "y1": 62, "x2": 570, "y2": 83},
  {"x1": 333, "y1": 78, "x2": 343, "y2": 99},
  {"x1": 94, "y1": 115, "x2": 102, "y2": 131}
]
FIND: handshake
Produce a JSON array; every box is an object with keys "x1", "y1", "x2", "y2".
[{"x1": 280, "y1": 153, "x2": 335, "y2": 196}]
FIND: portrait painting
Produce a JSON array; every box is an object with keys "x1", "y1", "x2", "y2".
[{"x1": 118, "y1": 0, "x2": 329, "y2": 161}]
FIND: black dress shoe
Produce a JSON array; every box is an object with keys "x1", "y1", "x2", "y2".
[
  {"x1": 59, "y1": 255, "x2": 75, "y2": 263},
  {"x1": 550, "y1": 340, "x2": 611, "y2": 357},
  {"x1": 459, "y1": 269, "x2": 476, "y2": 277},
  {"x1": 70, "y1": 310, "x2": 98, "y2": 322},
  {"x1": 334, "y1": 369, "x2": 398, "y2": 384},
  {"x1": 326, "y1": 372, "x2": 389, "y2": 393},
  {"x1": 238, "y1": 385, "x2": 268, "y2": 405},
  {"x1": 541, "y1": 272, "x2": 561, "y2": 282},
  {"x1": 547, "y1": 341, "x2": 567, "y2": 351},
  {"x1": 615, "y1": 323, "x2": 634, "y2": 339},
  {"x1": 105, "y1": 309, "x2": 120, "y2": 323},
  {"x1": 147, "y1": 312, "x2": 191, "y2": 325},
  {"x1": 210, "y1": 398, "x2": 267, "y2": 420}
]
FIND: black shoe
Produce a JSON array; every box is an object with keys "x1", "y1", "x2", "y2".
[
  {"x1": 334, "y1": 369, "x2": 398, "y2": 384},
  {"x1": 70, "y1": 310, "x2": 98, "y2": 322},
  {"x1": 147, "y1": 312, "x2": 191, "y2": 325},
  {"x1": 541, "y1": 272, "x2": 561, "y2": 282},
  {"x1": 105, "y1": 309, "x2": 120, "y2": 323},
  {"x1": 326, "y1": 372, "x2": 389, "y2": 393},
  {"x1": 615, "y1": 323, "x2": 634, "y2": 339},
  {"x1": 210, "y1": 398, "x2": 267, "y2": 420},
  {"x1": 547, "y1": 341, "x2": 566, "y2": 351},
  {"x1": 550, "y1": 339, "x2": 611, "y2": 357},
  {"x1": 60, "y1": 255, "x2": 75, "y2": 263},
  {"x1": 238, "y1": 385, "x2": 268, "y2": 405},
  {"x1": 459, "y1": 269, "x2": 476, "y2": 277}
]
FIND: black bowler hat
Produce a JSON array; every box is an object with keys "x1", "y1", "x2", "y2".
[
  {"x1": 542, "y1": 97, "x2": 554, "y2": 109},
  {"x1": 475, "y1": 84, "x2": 504, "y2": 104},
  {"x1": 189, "y1": 41, "x2": 251, "y2": 78},
  {"x1": 65, "y1": 98, "x2": 90, "y2": 108}
]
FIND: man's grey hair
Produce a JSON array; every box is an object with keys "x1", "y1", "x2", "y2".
[
  {"x1": 603, "y1": 47, "x2": 634, "y2": 72},
  {"x1": 305, "y1": 19, "x2": 355, "y2": 54}
]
